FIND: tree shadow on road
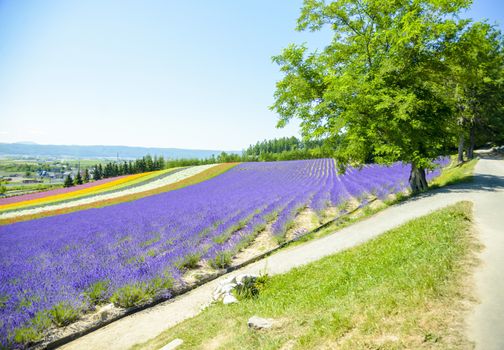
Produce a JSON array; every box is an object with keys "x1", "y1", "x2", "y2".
[{"x1": 406, "y1": 156, "x2": 504, "y2": 202}]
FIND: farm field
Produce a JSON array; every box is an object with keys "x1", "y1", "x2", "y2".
[
  {"x1": 0, "y1": 164, "x2": 223, "y2": 223},
  {"x1": 0, "y1": 159, "x2": 448, "y2": 347},
  {"x1": 0, "y1": 173, "x2": 147, "y2": 208}
]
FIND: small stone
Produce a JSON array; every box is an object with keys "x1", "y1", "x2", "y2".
[
  {"x1": 248, "y1": 316, "x2": 273, "y2": 330},
  {"x1": 212, "y1": 283, "x2": 237, "y2": 301},
  {"x1": 95, "y1": 303, "x2": 114, "y2": 321},
  {"x1": 222, "y1": 294, "x2": 238, "y2": 304},
  {"x1": 159, "y1": 338, "x2": 183, "y2": 350},
  {"x1": 199, "y1": 301, "x2": 212, "y2": 311}
]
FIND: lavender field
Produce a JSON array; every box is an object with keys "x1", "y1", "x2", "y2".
[{"x1": 0, "y1": 159, "x2": 447, "y2": 346}]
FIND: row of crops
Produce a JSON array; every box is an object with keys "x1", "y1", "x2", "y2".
[
  {"x1": 0, "y1": 172, "x2": 153, "y2": 209},
  {"x1": 0, "y1": 164, "x2": 225, "y2": 224},
  {"x1": 0, "y1": 158, "x2": 448, "y2": 347}
]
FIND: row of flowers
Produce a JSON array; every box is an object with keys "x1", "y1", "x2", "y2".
[
  {"x1": 0, "y1": 164, "x2": 225, "y2": 223},
  {"x1": 0, "y1": 171, "x2": 163, "y2": 212},
  {"x1": 0, "y1": 159, "x2": 448, "y2": 347}
]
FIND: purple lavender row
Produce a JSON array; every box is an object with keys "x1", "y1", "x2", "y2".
[{"x1": 0, "y1": 158, "x2": 447, "y2": 346}]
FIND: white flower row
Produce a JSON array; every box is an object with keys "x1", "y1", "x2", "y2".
[{"x1": 1, "y1": 164, "x2": 220, "y2": 219}]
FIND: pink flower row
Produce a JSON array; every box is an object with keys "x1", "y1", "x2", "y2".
[{"x1": 0, "y1": 175, "x2": 129, "y2": 205}]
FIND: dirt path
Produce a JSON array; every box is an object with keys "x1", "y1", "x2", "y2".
[{"x1": 59, "y1": 156, "x2": 504, "y2": 350}]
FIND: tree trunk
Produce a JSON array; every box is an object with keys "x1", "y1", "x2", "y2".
[
  {"x1": 457, "y1": 133, "x2": 465, "y2": 164},
  {"x1": 467, "y1": 125, "x2": 476, "y2": 159},
  {"x1": 409, "y1": 164, "x2": 428, "y2": 193}
]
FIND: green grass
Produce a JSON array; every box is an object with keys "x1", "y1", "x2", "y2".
[
  {"x1": 84, "y1": 280, "x2": 110, "y2": 305},
  {"x1": 4, "y1": 183, "x2": 63, "y2": 192},
  {"x1": 110, "y1": 275, "x2": 174, "y2": 308},
  {"x1": 209, "y1": 251, "x2": 233, "y2": 269},
  {"x1": 431, "y1": 158, "x2": 478, "y2": 188},
  {"x1": 134, "y1": 202, "x2": 477, "y2": 350},
  {"x1": 49, "y1": 302, "x2": 80, "y2": 327}
]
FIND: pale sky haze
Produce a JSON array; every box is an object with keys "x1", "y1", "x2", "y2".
[{"x1": 0, "y1": 0, "x2": 502, "y2": 150}]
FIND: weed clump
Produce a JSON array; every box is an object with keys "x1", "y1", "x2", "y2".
[
  {"x1": 49, "y1": 302, "x2": 80, "y2": 327},
  {"x1": 84, "y1": 280, "x2": 110, "y2": 305},
  {"x1": 111, "y1": 275, "x2": 174, "y2": 308},
  {"x1": 174, "y1": 252, "x2": 201, "y2": 270},
  {"x1": 13, "y1": 311, "x2": 52, "y2": 345},
  {"x1": 209, "y1": 251, "x2": 232, "y2": 269},
  {"x1": 233, "y1": 275, "x2": 269, "y2": 300}
]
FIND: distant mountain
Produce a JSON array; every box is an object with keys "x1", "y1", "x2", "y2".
[
  {"x1": 0, "y1": 143, "x2": 240, "y2": 160},
  {"x1": 13, "y1": 141, "x2": 39, "y2": 145}
]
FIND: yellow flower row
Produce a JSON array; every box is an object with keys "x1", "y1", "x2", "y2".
[{"x1": 0, "y1": 170, "x2": 164, "y2": 212}]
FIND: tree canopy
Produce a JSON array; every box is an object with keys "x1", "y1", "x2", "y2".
[
  {"x1": 63, "y1": 175, "x2": 74, "y2": 188},
  {"x1": 445, "y1": 21, "x2": 504, "y2": 161},
  {"x1": 271, "y1": 0, "x2": 503, "y2": 191}
]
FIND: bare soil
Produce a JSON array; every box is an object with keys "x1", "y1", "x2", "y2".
[
  {"x1": 232, "y1": 222, "x2": 278, "y2": 266},
  {"x1": 285, "y1": 207, "x2": 319, "y2": 241}
]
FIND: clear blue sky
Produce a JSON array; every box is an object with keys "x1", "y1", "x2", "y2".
[{"x1": 0, "y1": 1, "x2": 502, "y2": 151}]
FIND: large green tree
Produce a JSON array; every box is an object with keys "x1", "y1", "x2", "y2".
[{"x1": 272, "y1": 0, "x2": 473, "y2": 192}]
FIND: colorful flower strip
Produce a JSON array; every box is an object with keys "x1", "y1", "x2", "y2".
[
  {"x1": 0, "y1": 172, "x2": 156, "y2": 212},
  {"x1": 1, "y1": 166, "x2": 216, "y2": 218},
  {"x1": 0, "y1": 163, "x2": 236, "y2": 225},
  {"x1": 0, "y1": 168, "x2": 184, "y2": 214},
  {"x1": 0, "y1": 175, "x2": 130, "y2": 205}
]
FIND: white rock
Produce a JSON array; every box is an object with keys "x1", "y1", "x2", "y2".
[
  {"x1": 212, "y1": 282, "x2": 237, "y2": 301},
  {"x1": 220, "y1": 284, "x2": 236, "y2": 293},
  {"x1": 160, "y1": 338, "x2": 183, "y2": 350},
  {"x1": 248, "y1": 316, "x2": 273, "y2": 330},
  {"x1": 222, "y1": 294, "x2": 238, "y2": 304},
  {"x1": 220, "y1": 276, "x2": 236, "y2": 285}
]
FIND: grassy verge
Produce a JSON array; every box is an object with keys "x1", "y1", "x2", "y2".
[
  {"x1": 4, "y1": 183, "x2": 63, "y2": 193},
  {"x1": 0, "y1": 163, "x2": 238, "y2": 225},
  {"x1": 134, "y1": 202, "x2": 478, "y2": 350},
  {"x1": 430, "y1": 158, "x2": 478, "y2": 188}
]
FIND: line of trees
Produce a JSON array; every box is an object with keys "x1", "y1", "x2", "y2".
[
  {"x1": 243, "y1": 136, "x2": 335, "y2": 161},
  {"x1": 163, "y1": 137, "x2": 336, "y2": 167},
  {"x1": 63, "y1": 169, "x2": 90, "y2": 188},
  {"x1": 63, "y1": 155, "x2": 166, "y2": 187},
  {"x1": 92, "y1": 155, "x2": 165, "y2": 181},
  {"x1": 164, "y1": 152, "x2": 242, "y2": 168}
]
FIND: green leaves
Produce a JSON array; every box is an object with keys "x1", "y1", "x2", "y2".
[{"x1": 271, "y1": 0, "x2": 500, "y2": 185}]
